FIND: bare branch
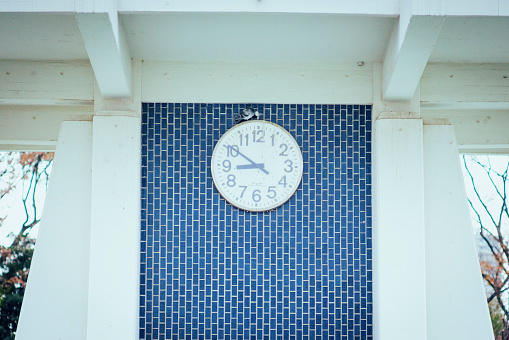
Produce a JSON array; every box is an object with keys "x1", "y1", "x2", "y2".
[
  {"x1": 468, "y1": 197, "x2": 497, "y2": 240},
  {"x1": 464, "y1": 155, "x2": 509, "y2": 331},
  {"x1": 463, "y1": 156, "x2": 499, "y2": 228},
  {"x1": 501, "y1": 163, "x2": 509, "y2": 221},
  {"x1": 21, "y1": 167, "x2": 36, "y2": 229},
  {"x1": 488, "y1": 291, "x2": 497, "y2": 303},
  {"x1": 480, "y1": 233, "x2": 509, "y2": 277},
  {"x1": 6, "y1": 152, "x2": 53, "y2": 248},
  {"x1": 464, "y1": 156, "x2": 509, "y2": 272}
]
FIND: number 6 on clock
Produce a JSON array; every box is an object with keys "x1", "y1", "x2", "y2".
[{"x1": 211, "y1": 120, "x2": 303, "y2": 212}]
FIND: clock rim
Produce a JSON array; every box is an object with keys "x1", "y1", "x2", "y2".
[{"x1": 210, "y1": 120, "x2": 303, "y2": 212}]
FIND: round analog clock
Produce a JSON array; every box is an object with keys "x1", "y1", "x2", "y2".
[{"x1": 211, "y1": 120, "x2": 303, "y2": 212}]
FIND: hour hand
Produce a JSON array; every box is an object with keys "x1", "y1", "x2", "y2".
[
  {"x1": 237, "y1": 163, "x2": 266, "y2": 171},
  {"x1": 234, "y1": 149, "x2": 270, "y2": 175}
]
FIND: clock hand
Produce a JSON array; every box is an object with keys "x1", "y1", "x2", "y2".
[
  {"x1": 228, "y1": 147, "x2": 270, "y2": 175},
  {"x1": 235, "y1": 150, "x2": 257, "y2": 165},
  {"x1": 237, "y1": 152, "x2": 269, "y2": 174},
  {"x1": 237, "y1": 163, "x2": 266, "y2": 170}
]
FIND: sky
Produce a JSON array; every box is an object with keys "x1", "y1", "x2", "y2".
[
  {"x1": 461, "y1": 155, "x2": 509, "y2": 240},
  {"x1": 0, "y1": 153, "x2": 50, "y2": 246}
]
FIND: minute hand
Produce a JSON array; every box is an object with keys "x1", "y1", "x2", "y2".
[{"x1": 236, "y1": 150, "x2": 269, "y2": 175}]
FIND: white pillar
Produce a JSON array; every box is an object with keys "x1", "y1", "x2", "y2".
[
  {"x1": 16, "y1": 122, "x2": 93, "y2": 340},
  {"x1": 373, "y1": 117, "x2": 427, "y2": 340},
  {"x1": 87, "y1": 115, "x2": 140, "y2": 340},
  {"x1": 423, "y1": 124, "x2": 494, "y2": 340}
]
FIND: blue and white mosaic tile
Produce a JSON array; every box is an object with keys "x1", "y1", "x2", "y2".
[{"x1": 140, "y1": 103, "x2": 372, "y2": 339}]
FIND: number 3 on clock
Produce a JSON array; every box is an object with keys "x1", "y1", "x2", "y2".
[{"x1": 211, "y1": 120, "x2": 303, "y2": 212}]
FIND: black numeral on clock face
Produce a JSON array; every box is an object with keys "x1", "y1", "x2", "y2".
[
  {"x1": 239, "y1": 134, "x2": 249, "y2": 146},
  {"x1": 267, "y1": 186, "x2": 276, "y2": 199},
  {"x1": 227, "y1": 145, "x2": 239, "y2": 157},
  {"x1": 252, "y1": 130, "x2": 265, "y2": 143},
  {"x1": 222, "y1": 160, "x2": 231, "y2": 172},
  {"x1": 212, "y1": 122, "x2": 302, "y2": 211},
  {"x1": 279, "y1": 143, "x2": 288, "y2": 156},
  {"x1": 284, "y1": 160, "x2": 293, "y2": 172},
  {"x1": 227, "y1": 174, "x2": 236, "y2": 187},
  {"x1": 239, "y1": 186, "x2": 278, "y2": 201},
  {"x1": 239, "y1": 186, "x2": 247, "y2": 198},
  {"x1": 252, "y1": 189, "x2": 261, "y2": 202}
]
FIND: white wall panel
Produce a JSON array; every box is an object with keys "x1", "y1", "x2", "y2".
[
  {"x1": 423, "y1": 124, "x2": 494, "y2": 340},
  {"x1": 373, "y1": 118, "x2": 427, "y2": 340},
  {"x1": 16, "y1": 122, "x2": 93, "y2": 340},
  {"x1": 87, "y1": 115, "x2": 140, "y2": 340}
]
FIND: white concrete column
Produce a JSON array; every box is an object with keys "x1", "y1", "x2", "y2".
[
  {"x1": 16, "y1": 121, "x2": 93, "y2": 340},
  {"x1": 373, "y1": 117, "x2": 427, "y2": 340},
  {"x1": 87, "y1": 115, "x2": 140, "y2": 340},
  {"x1": 423, "y1": 123, "x2": 494, "y2": 340}
]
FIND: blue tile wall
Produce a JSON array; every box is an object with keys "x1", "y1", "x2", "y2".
[{"x1": 140, "y1": 104, "x2": 372, "y2": 339}]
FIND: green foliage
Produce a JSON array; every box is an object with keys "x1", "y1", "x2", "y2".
[
  {"x1": 490, "y1": 300, "x2": 506, "y2": 338},
  {"x1": 0, "y1": 236, "x2": 34, "y2": 340}
]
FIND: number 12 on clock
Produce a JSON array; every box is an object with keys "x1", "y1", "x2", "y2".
[{"x1": 211, "y1": 120, "x2": 303, "y2": 212}]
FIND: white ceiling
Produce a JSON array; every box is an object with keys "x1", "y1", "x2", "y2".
[
  {"x1": 120, "y1": 13, "x2": 395, "y2": 63},
  {"x1": 430, "y1": 16, "x2": 509, "y2": 63},
  {"x1": 0, "y1": 12, "x2": 508, "y2": 64},
  {"x1": 0, "y1": 13, "x2": 87, "y2": 60}
]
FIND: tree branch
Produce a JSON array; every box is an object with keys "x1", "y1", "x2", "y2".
[{"x1": 463, "y1": 156, "x2": 500, "y2": 230}]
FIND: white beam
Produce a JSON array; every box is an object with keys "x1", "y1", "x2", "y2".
[
  {"x1": 0, "y1": 61, "x2": 94, "y2": 106},
  {"x1": 422, "y1": 110, "x2": 509, "y2": 154},
  {"x1": 142, "y1": 61, "x2": 373, "y2": 104},
  {"x1": 0, "y1": 105, "x2": 93, "y2": 151},
  {"x1": 383, "y1": 15, "x2": 444, "y2": 101},
  {"x1": 117, "y1": 0, "x2": 398, "y2": 15},
  {"x1": 94, "y1": 59, "x2": 142, "y2": 115},
  {"x1": 0, "y1": 0, "x2": 398, "y2": 14},
  {"x1": 1, "y1": 0, "x2": 504, "y2": 16},
  {"x1": 76, "y1": 5, "x2": 132, "y2": 99},
  {"x1": 421, "y1": 63, "x2": 509, "y2": 110},
  {"x1": 372, "y1": 62, "x2": 421, "y2": 118}
]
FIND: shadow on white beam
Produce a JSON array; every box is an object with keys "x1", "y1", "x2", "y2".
[
  {"x1": 76, "y1": 12, "x2": 132, "y2": 99},
  {"x1": 383, "y1": 15, "x2": 444, "y2": 101}
]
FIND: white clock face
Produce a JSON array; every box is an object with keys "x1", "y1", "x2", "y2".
[{"x1": 211, "y1": 120, "x2": 303, "y2": 212}]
